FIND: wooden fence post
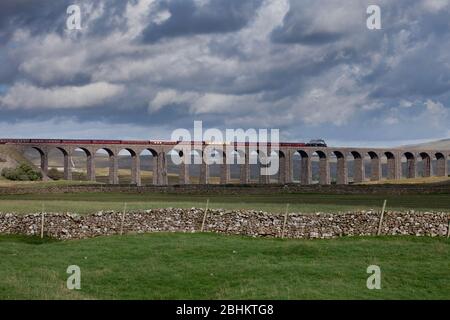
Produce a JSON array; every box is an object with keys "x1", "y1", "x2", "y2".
[
  {"x1": 40, "y1": 204, "x2": 45, "y2": 239},
  {"x1": 200, "y1": 199, "x2": 210, "y2": 232},
  {"x1": 120, "y1": 203, "x2": 127, "y2": 236},
  {"x1": 281, "y1": 204, "x2": 289, "y2": 239},
  {"x1": 377, "y1": 200, "x2": 387, "y2": 236}
]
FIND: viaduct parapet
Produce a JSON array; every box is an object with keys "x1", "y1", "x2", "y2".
[{"x1": 1, "y1": 139, "x2": 449, "y2": 186}]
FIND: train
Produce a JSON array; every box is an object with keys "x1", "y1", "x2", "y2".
[
  {"x1": 0, "y1": 138, "x2": 327, "y2": 147},
  {"x1": 305, "y1": 139, "x2": 327, "y2": 147}
]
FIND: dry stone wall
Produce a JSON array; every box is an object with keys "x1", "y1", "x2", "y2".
[{"x1": 0, "y1": 209, "x2": 448, "y2": 240}]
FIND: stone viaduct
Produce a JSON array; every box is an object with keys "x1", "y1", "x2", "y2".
[{"x1": 1, "y1": 139, "x2": 449, "y2": 186}]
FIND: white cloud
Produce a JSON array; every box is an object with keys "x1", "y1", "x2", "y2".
[
  {"x1": 149, "y1": 89, "x2": 198, "y2": 112},
  {"x1": 399, "y1": 99, "x2": 413, "y2": 108},
  {"x1": 383, "y1": 116, "x2": 399, "y2": 125},
  {"x1": 0, "y1": 118, "x2": 172, "y2": 140},
  {"x1": 190, "y1": 93, "x2": 260, "y2": 114},
  {"x1": 125, "y1": 0, "x2": 159, "y2": 39},
  {"x1": 0, "y1": 82, "x2": 124, "y2": 109},
  {"x1": 422, "y1": 0, "x2": 449, "y2": 13},
  {"x1": 292, "y1": 88, "x2": 365, "y2": 126},
  {"x1": 425, "y1": 99, "x2": 448, "y2": 115},
  {"x1": 19, "y1": 51, "x2": 88, "y2": 84},
  {"x1": 290, "y1": 65, "x2": 368, "y2": 126},
  {"x1": 154, "y1": 10, "x2": 171, "y2": 25},
  {"x1": 149, "y1": 89, "x2": 260, "y2": 114}
]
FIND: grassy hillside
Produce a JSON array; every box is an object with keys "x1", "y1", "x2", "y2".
[
  {"x1": 0, "y1": 233, "x2": 448, "y2": 299},
  {"x1": 0, "y1": 145, "x2": 38, "y2": 170},
  {"x1": 403, "y1": 138, "x2": 450, "y2": 149}
]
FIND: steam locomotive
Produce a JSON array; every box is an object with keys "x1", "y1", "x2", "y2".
[{"x1": 305, "y1": 139, "x2": 327, "y2": 147}]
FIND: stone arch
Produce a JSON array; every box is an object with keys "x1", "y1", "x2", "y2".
[
  {"x1": 349, "y1": 151, "x2": 364, "y2": 183},
  {"x1": 117, "y1": 148, "x2": 139, "y2": 185},
  {"x1": 258, "y1": 149, "x2": 281, "y2": 184},
  {"x1": 277, "y1": 150, "x2": 286, "y2": 184},
  {"x1": 140, "y1": 148, "x2": 159, "y2": 185},
  {"x1": 332, "y1": 150, "x2": 347, "y2": 184},
  {"x1": 248, "y1": 149, "x2": 260, "y2": 182},
  {"x1": 311, "y1": 150, "x2": 329, "y2": 185},
  {"x1": 291, "y1": 151, "x2": 302, "y2": 183},
  {"x1": 73, "y1": 147, "x2": 93, "y2": 181},
  {"x1": 29, "y1": 146, "x2": 45, "y2": 161},
  {"x1": 189, "y1": 149, "x2": 203, "y2": 184},
  {"x1": 31, "y1": 146, "x2": 45, "y2": 156},
  {"x1": 47, "y1": 147, "x2": 70, "y2": 180},
  {"x1": 228, "y1": 148, "x2": 245, "y2": 164},
  {"x1": 402, "y1": 152, "x2": 416, "y2": 179},
  {"x1": 197, "y1": 148, "x2": 213, "y2": 184},
  {"x1": 435, "y1": 152, "x2": 448, "y2": 177},
  {"x1": 165, "y1": 149, "x2": 182, "y2": 185},
  {"x1": 228, "y1": 148, "x2": 247, "y2": 183},
  {"x1": 297, "y1": 150, "x2": 311, "y2": 185},
  {"x1": 169, "y1": 148, "x2": 187, "y2": 185},
  {"x1": 189, "y1": 145, "x2": 232, "y2": 185},
  {"x1": 418, "y1": 152, "x2": 432, "y2": 177},
  {"x1": 367, "y1": 151, "x2": 381, "y2": 181},
  {"x1": 384, "y1": 151, "x2": 397, "y2": 180},
  {"x1": 94, "y1": 148, "x2": 115, "y2": 184},
  {"x1": 56, "y1": 147, "x2": 69, "y2": 157},
  {"x1": 203, "y1": 147, "x2": 227, "y2": 184},
  {"x1": 21, "y1": 146, "x2": 47, "y2": 179}
]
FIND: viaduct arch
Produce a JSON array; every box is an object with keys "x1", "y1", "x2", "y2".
[{"x1": 3, "y1": 139, "x2": 449, "y2": 186}]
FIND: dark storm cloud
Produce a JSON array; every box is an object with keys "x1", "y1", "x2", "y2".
[
  {"x1": 0, "y1": 0, "x2": 449, "y2": 144},
  {"x1": 270, "y1": 0, "x2": 450, "y2": 107},
  {"x1": 270, "y1": 0, "x2": 364, "y2": 45},
  {"x1": 272, "y1": 30, "x2": 343, "y2": 45},
  {"x1": 369, "y1": 45, "x2": 450, "y2": 99},
  {"x1": 0, "y1": 0, "x2": 133, "y2": 43},
  {"x1": 0, "y1": 51, "x2": 19, "y2": 84},
  {"x1": 271, "y1": 8, "x2": 344, "y2": 46},
  {"x1": 0, "y1": 0, "x2": 72, "y2": 41},
  {"x1": 141, "y1": 0, "x2": 263, "y2": 42},
  {"x1": 361, "y1": 6, "x2": 450, "y2": 100}
]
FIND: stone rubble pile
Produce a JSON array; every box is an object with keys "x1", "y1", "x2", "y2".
[{"x1": 0, "y1": 209, "x2": 448, "y2": 240}]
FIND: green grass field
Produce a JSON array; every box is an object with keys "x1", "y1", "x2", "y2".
[
  {"x1": 0, "y1": 233, "x2": 448, "y2": 299},
  {"x1": 0, "y1": 191, "x2": 448, "y2": 214}
]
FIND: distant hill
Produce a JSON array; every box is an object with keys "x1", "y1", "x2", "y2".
[{"x1": 402, "y1": 138, "x2": 450, "y2": 149}]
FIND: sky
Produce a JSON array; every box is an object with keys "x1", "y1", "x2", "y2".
[{"x1": 0, "y1": 0, "x2": 450, "y2": 147}]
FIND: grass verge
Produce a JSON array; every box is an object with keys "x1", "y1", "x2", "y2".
[{"x1": 0, "y1": 233, "x2": 448, "y2": 299}]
